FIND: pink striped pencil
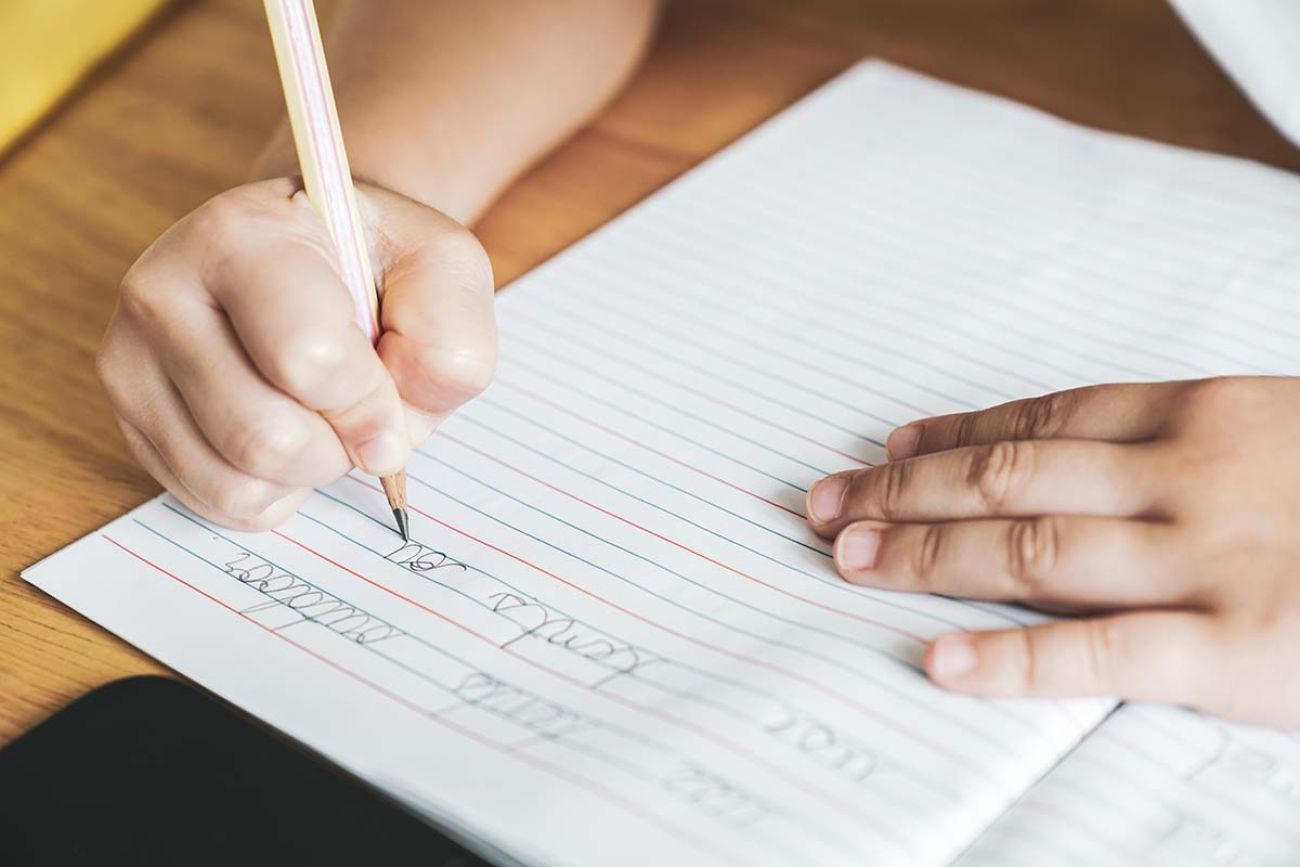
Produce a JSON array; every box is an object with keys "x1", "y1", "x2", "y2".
[{"x1": 262, "y1": 0, "x2": 409, "y2": 541}]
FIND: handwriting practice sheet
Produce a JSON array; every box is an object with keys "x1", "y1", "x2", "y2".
[
  {"x1": 957, "y1": 704, "x2": 1300, "y2": 866},
  {"x1": 25, "y1": 63, "x2": 1300, "y2": 866}
]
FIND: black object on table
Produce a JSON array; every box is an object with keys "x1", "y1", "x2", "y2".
[{"x1": 0, "y1": 676, "x2": 491, "y2": 866}]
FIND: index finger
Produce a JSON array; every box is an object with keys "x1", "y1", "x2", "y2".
[{"x1": 889, "y1": 381, "x2": 1186, "y2": 460}]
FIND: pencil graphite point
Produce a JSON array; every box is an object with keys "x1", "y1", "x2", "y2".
[
  {"x1": 265, "y1": 0, "x2": 409, "y2": 538},
  {"x1": 380, "y1": 472, "x2": 409, "y2": 541}
]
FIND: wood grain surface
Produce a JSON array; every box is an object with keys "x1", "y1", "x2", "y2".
[{"x1": 2, "y1": 0, "x2": 1297, "y2": 745}]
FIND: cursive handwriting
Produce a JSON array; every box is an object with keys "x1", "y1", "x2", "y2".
[
  {"x1": 489, "y1": 591, "x2": 660, "y2": 684},
  {"x1": 765, "y1": 708, "x2": 886, "y2": 784},
  {"x1": 224, "y1": 552, "x2": 404, "y2": 645},
  {"x1": 662, "y1": 763, "x2": 769, "y2": 827},
  {"x1": 385, "y1": 540, "x2": 468, "y2": 574},
  {"x1": 453, "y1": 671, "x2": 588, "y2": 741}
]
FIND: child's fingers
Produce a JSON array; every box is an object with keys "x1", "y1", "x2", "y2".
[
  {"x1": 379, "y1": 328, "x2": 496, "y2": 419},
  {"x1": 116, "y1": 415, "x2": 307, "y2": 532},
  {"x1": 136, "y1": 295, "x2": 351, "y2": 487},
  {"x1": 207, "y1": 228, "x2": 410, "y2": 475},
  {"x1": 109, "y1": 179, "x2": 493, "y2": 510},
  {"x1": 806, "y1": 439, "x2": 1160, "y2": 534},
  {"x1": 925, "y1": 610, "x2": 1221, "y2": 707},
  {"x1": 98, "y1": 330, "x2": 300, "y2": 517},
  {"x1": 370, "y1": 195, "x2": 497, "y2": 418},
  {"x1": 888, "y1": 381, "x2": 1185, "y2": 460},
  {"x1": 832, "y1": 517, "x2": 1194, "y2": 608}
]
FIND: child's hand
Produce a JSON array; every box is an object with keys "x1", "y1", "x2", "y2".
[
  {"x1": 97, "y1": 178, "x2": 496, "y2": 530},
  {"x1": 807, "y1": 376, "x2": 1300, "y2": 726}
]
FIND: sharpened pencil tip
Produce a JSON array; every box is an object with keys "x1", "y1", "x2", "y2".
[{"x1": 393, "y1": 507, "x2": 410, "y2": 542}]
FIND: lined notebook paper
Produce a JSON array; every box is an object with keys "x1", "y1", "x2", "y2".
[{"x1": 24, "y1": 63, "x2": 1300, "y2": 866}]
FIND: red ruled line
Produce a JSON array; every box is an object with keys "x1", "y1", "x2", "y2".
[
  {"x1": 100, "y1": 534, "x2": 726, "y2": 861},
  {"x1": 344, "y1": 475, "x2": 984, "y2": 777},
  {"x1": 494, "y1": 380, "x2": 806, "y2": 517},
  {"x1": 440, "y1": 432, "x2": 923, "y2": 644},
  {"x1": 272, "y1": 528, "x2": 871, "y2": 827}
]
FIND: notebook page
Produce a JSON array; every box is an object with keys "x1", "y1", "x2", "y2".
[
  {"x1": 23, "y1": 61, "x2": 1300, "y2": 866},
  {"x1": 955, "y1": 704, "x2": 1300, "y2": 866}
]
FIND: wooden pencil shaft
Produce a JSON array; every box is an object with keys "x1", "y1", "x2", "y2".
[
  {"x1": 263, "y1": 0, "x2": 407, "y2": 526},
  {"x1": 381, "y1": 472, "x2": 407, "y2": 511},
  {"x1": 262, "y1": 0, "x2": 379, "y2": 340}
]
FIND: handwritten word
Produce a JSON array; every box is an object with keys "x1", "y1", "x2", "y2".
[
  {"x1": 384, "y1": 533, "x2": 660, "y2": 686},
  {"x1": 453, "y1": 671, "x2": 588, "y2": 741},
  {"x1": 223, "y1": 551, "x2": 404, "y2": 644},
  {"x1": 765, "y1": 709, "x2": 885, "y2": 784},
  {"x1": 385, "y1": 540, "x2": 468, "y2": 573},
  {"x1": 663, "y1": 764, "x2": 769, "y2": 827},
  {"x1": 489, "y1": 591, "x2": 659, "y2": 683}
]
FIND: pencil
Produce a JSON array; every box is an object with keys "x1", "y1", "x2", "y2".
[{"x1": 262, "y1": 0, "x2": 409, "y2": 541}]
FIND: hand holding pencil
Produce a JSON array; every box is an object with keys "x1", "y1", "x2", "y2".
[
  {"x1": 96, "y1": 3, "x2": 497, "y2": 534},
  {"x1": 262, "y1": 0, "x2": 419, "y2": 539}
]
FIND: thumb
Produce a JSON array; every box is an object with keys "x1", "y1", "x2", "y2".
[{"x1": 365, "y1": 188, "x2": 498, "y2": 439}]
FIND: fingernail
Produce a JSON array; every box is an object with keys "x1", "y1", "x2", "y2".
[
  {"x1": 213, "y1": 483, "x2": 276, "y2": 518},
  {"x1": 835, "y1": 526, "x2": 879, "y2": 572},
  {"x1": 808, "y1": 476, "x2": 847, "y2": 524},
  {"x1": 354, "y1": 430, "x2": 407, "y2": 474},
  {"x1": 930, "y1": 634, "x2": 978, "y2": 680},
  {"x1": 887, "y1": 423, "x2": 922, "y2": 461},
  {"x1": 257, "y1": 490, "x2": 306, "y2": 522}
]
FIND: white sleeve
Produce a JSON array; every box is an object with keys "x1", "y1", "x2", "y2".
[{"x1": 1169, "y1": 0, "x2": 1300, "y2": 149}]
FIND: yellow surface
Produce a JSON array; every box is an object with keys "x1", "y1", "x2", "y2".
[{"x1": 0, "y1": 0, "x2": 168, "y2": 153}]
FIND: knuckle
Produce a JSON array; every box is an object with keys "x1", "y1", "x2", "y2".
[
  {"x1": 952, "y1": 410, "x2": 979, "y2": 448},
  {"x1": 967, "y1": 444, "x2": 1034, "y2": 512},
  {"x1": 1005, "y1": 516, "x2": 1058, "y2": 594},
  {"x1": 229, "y1": 421, "x2": 309, "y2": 479},
  {"x1": 94, "y1": 341, "x2": 129, "y2": 409},
  {"x1": 1015, "y1": 628, "x2": 1042, "y2": 691},
  {"x1": 271, "y1": 331, "x2": 351, "y2": 400},
  {"x1": 1010, "y1": 390, "x2": 1074, "y2": 441},
  {"x1": 878, "y1": 460, "x2": 912, "y2": 521},
  {"x1": 117, "y1": 272, "x2": 173, "y2": 328},
  {"x1": 413, "y1": 341, "x2": 498, "y2": 408},
  {"x1": 915, "y1": 525, "x2": 945, "y2": 590},
  {"x1": 1080, "y1": 620, "x2": 1121, "y2": 691},
  {"x1": 967, "y1": 440, "x2": 1031, "y2": 511},
  {"x1": 433, "y1": 225, "x2": 494, "y2": 291},
  {"x1": 1182, "y1": 376, "x2": 1264, "y2": 414},
  {"x1": 191, "y1": 189, "x2": 261, "y2": 244}
]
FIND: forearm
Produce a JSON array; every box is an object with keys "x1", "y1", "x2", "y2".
[{"x1": 253, "y1": 0, "x2": 660, "y2": 223}]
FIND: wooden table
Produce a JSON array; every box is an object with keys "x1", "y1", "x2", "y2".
[{"x1": 3, "y1": 0, "x2": 1297, "y2": 745}]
